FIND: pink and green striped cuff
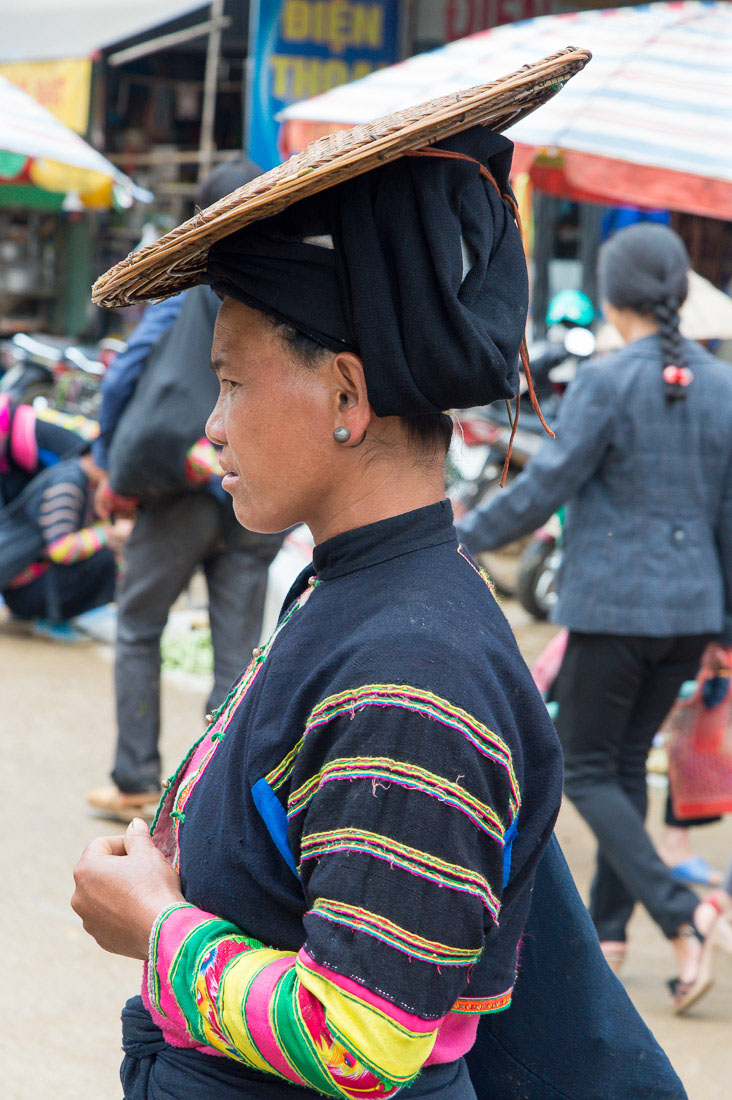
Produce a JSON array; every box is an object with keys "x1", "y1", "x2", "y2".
[{"x1": 146, "y1": 903, "x2": 446, "y2": 1096}]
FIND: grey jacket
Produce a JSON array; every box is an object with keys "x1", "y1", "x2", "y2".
[{"x1": 456, "y1": 335, "x2": 732, "y2": 641}]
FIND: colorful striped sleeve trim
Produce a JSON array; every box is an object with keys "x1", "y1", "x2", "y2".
[
  {"x1": 308, "y1": 897, "x2": 482, "y2": 967},
  {"x1": 147, "y1": 903, "x2": 217, "y2": 1034},
  {"x1": 46, "y1": 523, "x2": 108, "y2": 564},
  {"x1": 300, "y1": 828, "x2": 500, "y2": 922},
  {"x1": 452, "y1": 989, "x2": 513, "y2": 1014},
  {"x1": 287, "y1": 755, "x2": 504, "y2": 842},
  {"x1": 296, "y1": 949, "x2": 441, "y2": 1084},
  {"x1": 147, "y1": 903, "x2": 418, "y2": 1096},
  {"x1": 268, "y1": 685, "x2": 519, "y2": 821}
]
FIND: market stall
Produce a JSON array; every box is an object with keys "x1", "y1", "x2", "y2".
[
  {"x1": 0, "y1": 75, "x2": 149, "y2": 334},
  {"x1": 278, "y1": 1, "x2": 732, "y2": 220}
]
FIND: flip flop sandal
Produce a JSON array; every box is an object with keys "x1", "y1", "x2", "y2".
[
  {"x1": 670, "y1": 856, "x2": 723, "y2": 887},
  {"x1": 668, "y1": 923, "x2": 716, "y2": 1016}
]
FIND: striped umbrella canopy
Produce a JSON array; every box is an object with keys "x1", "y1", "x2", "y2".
[
  {"x1": 278, "y1": 2, "x2": 732, "y2": 220},
  {"x1": 0, "y1": 74, "x2": 150, "y2": 210}
]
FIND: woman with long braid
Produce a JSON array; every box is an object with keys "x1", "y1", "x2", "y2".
[{"x1": 458, "y1": 222, "x2": 732, "y2": 1013}]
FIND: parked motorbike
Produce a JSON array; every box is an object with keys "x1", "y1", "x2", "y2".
[
  {"x1": 449, "y1": 403, "x2": 545, "y2": 595},
  {"x1": 450, "y1": 326, "x2": 595, "y2": 609},
  {"x1": 0, "y1": 333, "x2": 124, "y2": 417},
  {"x1": 0, "y1": 334, "x2": 59, "y2": 404},
  {"x1": 516, "y1": 508, "x2": 564, "y2": 620},
  {"x1": 449, "y1": 337, "x2": 570, "y2": 515}
]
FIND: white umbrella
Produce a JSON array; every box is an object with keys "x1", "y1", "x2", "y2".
[
  {"x1": 278, "y1": 2, "x2": 732, "y2": 220},
  {"x1": 0, "y1": 74, "x2": 150, "y2": 207},
  {"x1": 596, "y1": 271, "x2": 732, "y2": 350}
]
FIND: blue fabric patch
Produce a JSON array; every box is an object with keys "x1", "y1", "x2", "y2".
[
  {"x1": 502, "y1": 819, "x2": 518, "y2": 889},
  {"x1": 252, "y1": 778, "x2": 299, "y2": 878},
  {"x1": 38, "y1": 447, "x2": 60, "y2": 467}
]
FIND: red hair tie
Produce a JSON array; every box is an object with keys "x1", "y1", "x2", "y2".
[{"x1": 663, "y1": 365, "x2": 694, "y2": 387}]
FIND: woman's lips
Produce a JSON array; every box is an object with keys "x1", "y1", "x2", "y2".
[{"x1": 220, "y1": 468, "x2": 239, "y2": 491}]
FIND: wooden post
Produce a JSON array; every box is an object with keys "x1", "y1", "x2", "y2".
[
  {"x1": 579, "y1": 202, "x2": 604, "y2": 313},
  {"x1": 199, "y1": 0, "x2": 226, "y2": 184}
]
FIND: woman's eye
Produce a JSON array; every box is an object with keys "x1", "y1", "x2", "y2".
[{"x1": 221, "y1": 377, "x2": 241, "y2": 391}]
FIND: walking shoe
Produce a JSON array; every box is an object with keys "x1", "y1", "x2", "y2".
[{"x1": 86, "y1": 784, "x2": 162, "y2": 824}]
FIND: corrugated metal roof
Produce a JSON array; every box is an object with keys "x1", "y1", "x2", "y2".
[{"x1": 0, "y1": 0, "x2": 208, "y2": 64}]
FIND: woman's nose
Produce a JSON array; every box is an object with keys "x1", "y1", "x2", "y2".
[{"x1": 206, "y1": 397, "x2": 226, "y2": 446}]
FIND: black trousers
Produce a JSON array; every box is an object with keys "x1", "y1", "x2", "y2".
[{"x1": 554, "y1": 631, "x2": 708, "y2": 942}]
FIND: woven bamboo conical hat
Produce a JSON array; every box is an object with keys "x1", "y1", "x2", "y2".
[{"x1": 93, "y1": 47, "x2": 590, "y2": 309}]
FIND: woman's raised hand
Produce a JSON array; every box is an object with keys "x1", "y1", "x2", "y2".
[{"x1": 71, "y1": 819, "x2": 185, "y2": 960}]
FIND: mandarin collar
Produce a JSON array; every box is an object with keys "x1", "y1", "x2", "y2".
[{"x1": 312, "y1": 500, "x2": 456, "y2": 581}]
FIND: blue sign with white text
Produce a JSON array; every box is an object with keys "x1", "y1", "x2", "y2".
[{"x1": 247, "y1": 0, "x2": 402, "y2": 171}]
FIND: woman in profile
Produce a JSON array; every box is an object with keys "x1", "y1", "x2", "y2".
[{"x1": 72, "y1": 66, "x2": 687, "y2": 1098}]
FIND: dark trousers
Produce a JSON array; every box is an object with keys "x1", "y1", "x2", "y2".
[
  {"x1": 112, "y1": 493, "x2": 282, "y2": 794},
  {"x1": 554, "y1": 631, "x2": 708, "y2": 942},
  {"x1": 3, "y1": 550, "x2": 116, "y2": 621}
]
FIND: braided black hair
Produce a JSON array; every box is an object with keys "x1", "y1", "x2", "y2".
[
  {"x1": 598, "y1": 223, "x2": 692, "y2": 402},
  {"x1": 651, "y1": 297, "x2": 689, "y2": 401}
]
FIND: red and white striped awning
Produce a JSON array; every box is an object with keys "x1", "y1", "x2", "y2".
[{"x1": 278, "y1": 2, "x2": 732, "y2": 220}]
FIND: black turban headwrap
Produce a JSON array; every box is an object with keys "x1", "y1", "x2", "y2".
[{"x1": 204, "y1": 126, "x2": 529, "y2": 417}]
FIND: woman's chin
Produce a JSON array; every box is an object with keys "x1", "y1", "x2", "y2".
[{"x1": 231, "y1": 496, "x2": 294, "y2": 536}]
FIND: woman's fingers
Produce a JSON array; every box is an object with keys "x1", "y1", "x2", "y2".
[
  {"x1": 82, "y1": 834, "x2": 128, "y2": 859},
  {"x1": 123, "y1": 816, "x2": 153, "y2": 854},
  {"x1": 71, "y1": 823, "x2": 184, "y2": 960}
]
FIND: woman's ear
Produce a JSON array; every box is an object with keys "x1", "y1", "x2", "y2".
[{"x1": 330, "y1": 352, "x2": 372, "y2": 446}]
